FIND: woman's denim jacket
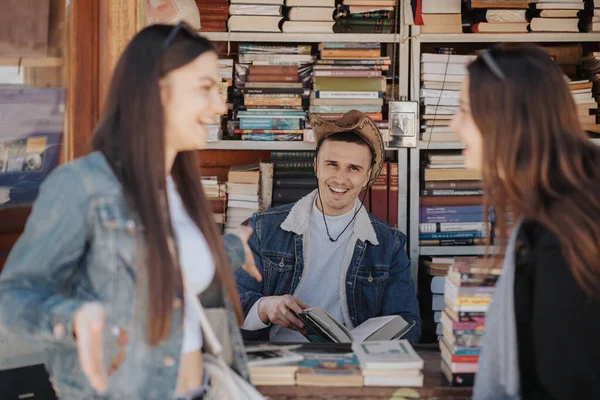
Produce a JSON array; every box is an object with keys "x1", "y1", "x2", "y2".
[{"x1": 0, "y1": 152, "x2": 250, "y2": 399}]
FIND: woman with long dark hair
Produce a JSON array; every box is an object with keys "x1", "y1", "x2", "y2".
[
  {"x1": 0, "y1": 23, "x2": 262, "y2": 399},
  {"x1": 452, "y1": 44, "x2": 600, "y2": 399}
]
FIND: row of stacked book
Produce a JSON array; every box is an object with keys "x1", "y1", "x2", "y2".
[
  {"x1": 420, "y1": 152, "x2": 492, "y2": 248},
  {"x1": 247, "y1": 340, "x2": 424, "y2": 387},
  {"x1": 223, "y1": 42, "x2": 392, "y2": 144},
  {"x1": 223, "y1": 0, "x2": 398, "y2": 33},
  {"x1": 217, "y1": 153, "x2": 403, "y2": 232},
  {"x1": 437, "y1": 257, "x2": 500, "y2": 387},
  {"x1": 419, "y1": 45, "x2": 600, "y2": 145},
  {"x1": 411, "y1": 0, "x2": 600, "y2": 33}
]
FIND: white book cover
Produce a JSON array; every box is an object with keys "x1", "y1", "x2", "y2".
[
  {"x1": 352, "y1": 340, "x2": 424, "y2": 370},
  {"x1": 421, "y1": 53, "x2": 476, "y2": 64},
  {"x1": 423, "y1": 97, "x2": 460, "y2": 106},
  {"x1": 421, "y1": 62, "x2": 468, "y2": 76}
]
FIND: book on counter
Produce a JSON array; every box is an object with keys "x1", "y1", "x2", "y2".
[
  {"x1": 245, "y1": 344, "x2": 304, "y2": 367},
  {"x1": 292, "y1": 307, "x2": 416, "y2": 343}
]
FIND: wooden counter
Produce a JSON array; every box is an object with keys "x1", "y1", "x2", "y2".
[{"x1": 256, "y1": 346, "x2": 472, "y2": 400}]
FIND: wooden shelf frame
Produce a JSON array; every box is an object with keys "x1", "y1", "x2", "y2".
[
  {"x1": 201, "y1": 32, "x2": 401, "y2": 43},
  {"x1": 413, "y1": 29, "x2": 600, "y2": 44},
  {"x1": 0, "y1": 57, "x2": 63, "y2": 68}
]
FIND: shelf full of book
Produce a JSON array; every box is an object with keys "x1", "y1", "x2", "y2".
[
  {"x1": 205, "y1": 141, "x2": 317, "y2": 151},
  {"x1": 415, "y1": 31, "x2": 600, "y2": 44},
  {"x1": 202, "y1": 32, "x2": 401, "y2": 43},
  {"x1": 409, "y1": 35, "x2": 600, "y2": 269}
]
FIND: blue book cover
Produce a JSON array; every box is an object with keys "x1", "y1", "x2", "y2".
[
  {"x1": 419, "y1": 231, "x2": 486, "y2": 240},
  {"x1": 238, "y1": 110, "x2": 306, "y2": 117},
  {"x1": 420, "y1": 213, "x2": 492, "y2": 224},
  {"x1": 240, "y1": 118, "x2": 301, "y2": 130}
]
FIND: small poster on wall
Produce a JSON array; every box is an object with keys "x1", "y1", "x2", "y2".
[{"x1": 0, "y1": 88, "x2": 65, "y2": 207}]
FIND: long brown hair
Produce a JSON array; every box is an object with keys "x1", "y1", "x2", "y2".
[
  {"x1": 92, "y1": 24, "x2": 243, "y2": 345},
  {"x1": 468, "y1": 44, "x2": 600, "y2": 297}
]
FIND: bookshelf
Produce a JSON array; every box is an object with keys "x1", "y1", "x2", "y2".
[
  {"x1": 407, "y1": 24, "x2": 600, "y2": 278},
  {"x1": 197, "y1": 4, "x2": 413, "y2": 238}
]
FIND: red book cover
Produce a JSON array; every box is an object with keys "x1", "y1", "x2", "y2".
[
  {"x1": 387, "y1": 162, "x2": 398, "y2": 228},
  {"x1": 414, "y1": 0, "x2": 423, "y2": 25},
  {"x1": 247, "y1": 74, "x2": 300, "y2": 83},
  {"x1": 199, "y1": 22, "x2": 227, "y2": 32},
  {"x1": 249, "y1": 65, "x2": 299, "y2": 76},
  {"x1": 370, "y1": 161, "x2": 388, "y2": 223}
]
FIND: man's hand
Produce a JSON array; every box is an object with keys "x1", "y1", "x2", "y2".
[
  {"x1": 258, "y1": 295, "x2": 309, "y2": 332},
  {"x1": 232, "y1": 225, "x2": 262, "y2": 282},
  {"x1": 73, "y1": 302, "x2": 107, "y2": 393}
]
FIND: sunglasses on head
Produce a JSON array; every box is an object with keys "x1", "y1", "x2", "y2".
[
  {"x1": 480, "y1": 49, "x2": 506, "y2": 81},
  {"x1": 162, "y1": 20, "x2": 201, "y2": 52}
]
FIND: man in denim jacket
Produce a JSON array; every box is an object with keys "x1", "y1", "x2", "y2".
[{"x1": 235, "y1": 111, "x2": 421, "y2": 343}]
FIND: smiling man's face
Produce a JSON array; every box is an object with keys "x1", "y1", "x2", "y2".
[{"x1": 314, "y1": 138, "x2": 372, "y2": 216}]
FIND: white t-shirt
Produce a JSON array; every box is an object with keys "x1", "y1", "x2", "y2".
[{"x1": 167, "y1": 177, "x2": 215, "y2": 353}]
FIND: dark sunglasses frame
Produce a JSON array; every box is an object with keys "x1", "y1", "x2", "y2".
[
  {"x1": 162, "y1": 20, "x2": 201, "y2": 52},
  {"x1": 480, "y1": 49, "x2": 506, "y2": 81}
]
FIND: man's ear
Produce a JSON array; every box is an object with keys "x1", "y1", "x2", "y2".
[{"x1": 314, "y1": 156, "x2": 318, "y2": 176}]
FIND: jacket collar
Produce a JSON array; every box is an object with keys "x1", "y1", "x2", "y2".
[{"x1": 280, "y1": 189, "x2": 379, "y2": 245}]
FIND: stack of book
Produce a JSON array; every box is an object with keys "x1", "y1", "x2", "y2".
[
  {"x1": 225, "y1": 164, "x2": 260, "y2": 233},
  {"x1": 420, "y1": 153, "x2": 491, "y2": 248},
  {"x1": 568, "y1": 79, "x2": 598, "y2": 125},
  {"x1": 418, "y1": 256, "x2": 455, "y2": 342},
  {"x1": 246, "y1": 344, "x2": 303, "y2": 386},
  {"x1": 197, "y1": 0, "x2": 229, "y2": 32},
  {"x1": 204, "y1": 58, "x2": 234, "y2": 142},
  {"x1": 419, "y1": 0, "x2": 462, "y2": 33},
  {"x1": 353, "y1": 341, "x2": 424, "y2": 387},
  {"x1": 529, "y1": 0, "x2": 584, "y2": 32},
  {"x1": 201, "y1": 176, "x2": 227, "y2": 232},
  {"x1": 295, "y1": 352, "x2": 363, "y2": 387},
  {"x1": 309, "y1": 43, "x2": 388, "y2": 125},
  {"x1": 232, "y1": 43, "x2": 314, "y2": 141},
  {"x1": 462, "y1": 0, "x2": 530, "y2": 33},
  {"x1": 334, "y1": 0, "x2": 397, "y2": 33},
  {"x1": 579, "y1": 52, "x2": 600, "y2": 126},
  {"x1": 271, "y1": 151, "x2": 317, "y2": 206},
  {"x1": 282, "y1": 0, "x2": 336, "y2": 33},
  {"x1": 227, "y1": 0, "x2": 284, "y2": 32},
  {"x1": 420, "y1": 52, "x2": 474, "y2": 146},
  {"x1": 583, "y1": 0, "x2": 600, "y2": 32},
  {"x1": 440, "y1": 257, "x2": 501, "y2": 387}
]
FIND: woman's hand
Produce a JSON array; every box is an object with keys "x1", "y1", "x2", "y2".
[
  {"x1": 232, "y1": 225, "x2": 262, "y2": 282},
  {"x1": 73, "y1": 302, "x2": 107, "y2": 393}
]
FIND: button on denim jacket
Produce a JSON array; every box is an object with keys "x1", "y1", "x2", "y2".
[
  {"x1": 235, "y1": 191, "x2": 422, "y2": 343},
  {"x1": 0, "y1": 152, "x2": 250, "y2": 400}
]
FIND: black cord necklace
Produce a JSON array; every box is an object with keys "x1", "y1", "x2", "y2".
[{"x1": 317, "y1": 187, "x2": 368, "y2": 242}]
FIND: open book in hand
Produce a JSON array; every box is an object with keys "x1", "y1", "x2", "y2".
[{"x1": 292, "y1": 307, "x2": 416, "y2": 343}]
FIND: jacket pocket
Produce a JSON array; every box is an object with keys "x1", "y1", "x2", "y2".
[
  {"x1": 92, "y1": 201, "x2": 138, "y2": 325},
  {"x1": 261, "y1": 252, "x2": 295, "y2": 295},
  {"x1": 354, "y1": 267, "x2": 389, "y2": 322}
]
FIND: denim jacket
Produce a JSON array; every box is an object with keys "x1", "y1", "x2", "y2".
[
  {"x1": 0, "y1": 152, "x2": 250, "y2": 400},
  {"x1": 235, "y1": 190, "x2": 422, "y2": 343}
]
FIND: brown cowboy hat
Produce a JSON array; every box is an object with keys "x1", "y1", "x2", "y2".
[{"x1": 310, "y1": 110, "x2": 385, "y2": 190}]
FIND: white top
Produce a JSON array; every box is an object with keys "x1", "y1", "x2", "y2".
[
  {"x1": 167, "y1": 177, "x2": 215, "y2": 354},
  {"x1": 243, "y1": 198, "x2": 357, "y2": 342}
]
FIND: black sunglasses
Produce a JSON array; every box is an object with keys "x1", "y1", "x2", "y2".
[
  {"x1": 480, "y1": 49, "x2": 506, "y2": 81},
  {"x1": 162, "y1": 21, "x2": 201, "y2": 52}
]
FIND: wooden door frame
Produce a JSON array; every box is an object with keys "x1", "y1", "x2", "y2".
[{"x1": 67, "y1": 0, "x2": 140, "y2": 159}]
